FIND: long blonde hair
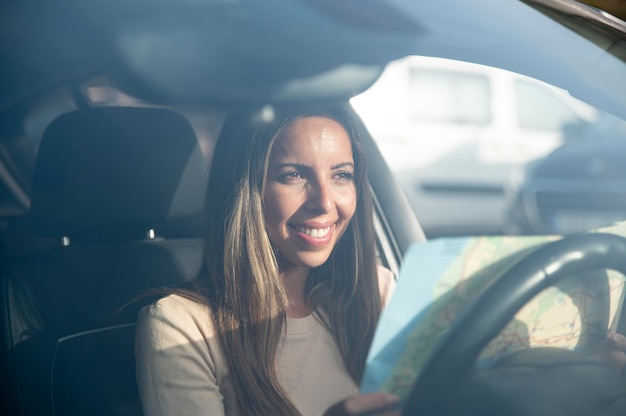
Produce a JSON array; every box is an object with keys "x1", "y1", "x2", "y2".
[{"x1": 192, "y1": 107, "x2": 381, "y2": 415}]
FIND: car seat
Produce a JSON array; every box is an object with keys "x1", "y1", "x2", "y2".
[{"x1": 0, "y1": 107, "x2": 209, "y2": 416}]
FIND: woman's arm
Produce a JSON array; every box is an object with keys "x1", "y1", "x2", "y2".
[{"x1": 135, "y1": 296, "x2": 227, "y2": 416}]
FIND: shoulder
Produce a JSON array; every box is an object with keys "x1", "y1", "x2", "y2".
[
  {"x1": 141, "y1": 292, "x2": 212, "y2": 321},
  {"x1": 137, "y1": 293, "x2": 217, "y2": 345},
  {"x1": 135, "y1": 294, "x2": 230, "y2": 415},
  {"x1": 376, "y1": 265, "x2": 396, "y2": 308}
]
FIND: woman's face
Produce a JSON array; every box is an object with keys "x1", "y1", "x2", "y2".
[{"x1": 263, "y1": 116, "x2": 357, "y2": 271}]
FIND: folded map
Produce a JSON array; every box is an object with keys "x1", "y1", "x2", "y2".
[{"x1": 361, "y1": 222, "x2": 626, "y2": 406}]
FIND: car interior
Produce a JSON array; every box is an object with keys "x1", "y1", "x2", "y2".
[
  {"x1": 1, "y1": 106, "x2": 209, "y2": 415},
  {"x1": 2, "y1": 0, "x2": 626, "y2": 415},
  {"x1": 0, "y1": 82, "x2": 417, "y2": 415}
]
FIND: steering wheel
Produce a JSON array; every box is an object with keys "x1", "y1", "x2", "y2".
[{"x1": 402, "y1": 232, "x2": 626, "y2": 415}]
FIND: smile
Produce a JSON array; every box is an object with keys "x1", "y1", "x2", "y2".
[{"x1": 296, "y1": 226, "x2": 331, "y2": 238}]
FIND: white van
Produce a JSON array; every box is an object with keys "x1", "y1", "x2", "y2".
[{"x1": 351, "y1": 56, "x2": 599, "y2": 237}]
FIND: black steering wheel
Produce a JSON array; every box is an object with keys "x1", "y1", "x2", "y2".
[{"x1": 402, "y1": 232, "x2": 626, "y2": 415}]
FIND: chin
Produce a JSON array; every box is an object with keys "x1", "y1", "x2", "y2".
[{"x1": 291, "y1": 252, "x2": 334, "y2": 269}]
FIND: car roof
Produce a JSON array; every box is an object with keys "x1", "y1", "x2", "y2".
[{"x1": 1, "y1": 0, "x2": 625, "y2": 117}]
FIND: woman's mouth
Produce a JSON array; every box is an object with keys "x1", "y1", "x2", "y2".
[
  {"x1": 290, "y1": 223, "x2": 335, "y2": 246},
  {"x1": 296, "y1": 226, "x2": 331, "y2": 238}
]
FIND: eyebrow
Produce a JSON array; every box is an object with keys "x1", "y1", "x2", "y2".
[
  {"x1": 272, "y1": 162, "x2": 355, "y2": 171},
  {"x1": 331, "y1": 162, "x2": 355, "y2": 170}
]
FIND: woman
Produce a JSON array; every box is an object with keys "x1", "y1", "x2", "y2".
[{"x1": 135, "y1": 107, "x2": 399, "y2": 416}]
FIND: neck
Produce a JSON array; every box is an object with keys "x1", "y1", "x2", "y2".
[{"x1": 280, "y1": 265, "x2": 312, "y2": 318}]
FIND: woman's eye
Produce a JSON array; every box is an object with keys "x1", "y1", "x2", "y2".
[
  {"x1": 334, "y1": 171, "x2": 354, "y2": 183},
  {"x1": 277, "y1": 170, "x2": 304, "y2": 183}
]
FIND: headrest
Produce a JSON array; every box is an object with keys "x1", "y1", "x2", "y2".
[{"x1": 31, "y1": 107, "x2": 208, "y2": 243}]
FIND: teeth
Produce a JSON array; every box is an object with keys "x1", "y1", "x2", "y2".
[{"x1": 297, "y1": 226, "x2": 331, "y2": 238}]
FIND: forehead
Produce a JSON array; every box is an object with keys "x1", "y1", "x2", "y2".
[{"x1": 270, "y1": 116, "x2": 353, "y2": 160}]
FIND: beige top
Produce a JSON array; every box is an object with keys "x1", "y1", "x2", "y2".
[{"x1": 135, "y1": 266, "x2": 395, "y2": 416}]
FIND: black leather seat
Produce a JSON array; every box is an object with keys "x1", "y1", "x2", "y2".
[{"x1": 0, "y1": 107, "x2": 209, "y2": 416}]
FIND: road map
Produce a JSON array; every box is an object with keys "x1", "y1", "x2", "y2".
[{"x1": 361, "y1": 222, "x2": 626, "y2": 406}]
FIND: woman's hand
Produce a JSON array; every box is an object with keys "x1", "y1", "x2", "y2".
[
  {"x1": 592, "y1": 332, "x2": 626, "y2": 375},
  {"x1": 324, "y1": 392, "x2": 401, "y2": 416}
]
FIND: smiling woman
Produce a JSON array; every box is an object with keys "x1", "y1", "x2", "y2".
[
  {"x1": 134, "y1": 107, "x2": 397, "y2": 416},
  {"x1": 5, "y1": 1, "x2": 626, "y2": 415},
  {"x1": 263, "y1": 117, "x2": 357, "y2": 279}
]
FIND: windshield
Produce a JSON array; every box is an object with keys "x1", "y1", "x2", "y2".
[{"x1": 351, "y1": 54, "x2": 626, "y2": 238}]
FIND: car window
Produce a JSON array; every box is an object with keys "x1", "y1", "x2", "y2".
[
  {"x1": 352, "y1": 55, "x2": 623, "y2": 238},
  {"x1": 409, "y1": 68, "x2": 491, "y2": 125},
  {"x1": 515, "y1": 78, "x2": 587, "y2": 132}
]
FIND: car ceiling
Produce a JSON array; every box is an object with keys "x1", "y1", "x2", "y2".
[
  {"x1": 0, "y1": 0, "x2": 422, "y2": 111},
  {"x1": 2, "y1": 0, "x2": 626, "y2": 118}
]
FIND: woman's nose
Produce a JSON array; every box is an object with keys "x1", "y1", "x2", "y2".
[{"x1": 306, "y1": 180, "x2": 334, "y2": 213}]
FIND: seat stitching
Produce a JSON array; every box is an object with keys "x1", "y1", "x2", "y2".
[{"x1": 57, "y1": 323, "x2": 136, "y2": 343}]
